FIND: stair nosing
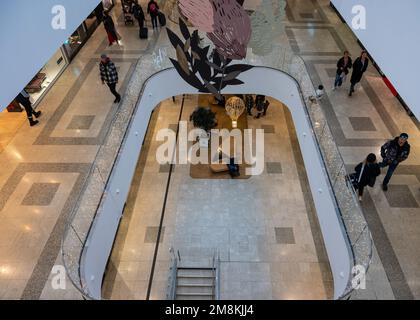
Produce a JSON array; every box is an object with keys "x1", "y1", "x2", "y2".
[
  {"x1": 176, "y1": 293, "x2": 215, "y2": 296},
  {"x1": 176, "y1": 284, "x2": 214, "y2": 287},
  {"x1": 176, "y1": 275, "x2": 215, "y2": 278},
  {"x1": 177, "y1": 267, "x2": 215, "y2": 270}
]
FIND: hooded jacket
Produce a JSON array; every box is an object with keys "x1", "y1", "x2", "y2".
[{"x1": 381, "y1": 137, "x2": 410, "y2": 163}]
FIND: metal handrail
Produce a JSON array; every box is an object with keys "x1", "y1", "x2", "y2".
[
  {"x1": 215, "y1": 250, "x2": 221, "y2": 300},
  {"x1": 168, "y1": 247, "x2": 179, "y2": 300}
]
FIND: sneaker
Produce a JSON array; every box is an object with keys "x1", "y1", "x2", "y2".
[
  {"x1": 33, "y1": 111, "x2": 42, "y2": 118},
  {"x1": 332, "y1": 86, "x2": 336, "y2": 91},
  {"x1": 358, "y1": 196, "x2": 363, "y2": 202},
  {"x1": 114, "y1": 96, "x2": 121, "y2": 103},
  {"x1": 382, "y1": 184, "x2": 388, "y2": 191}
]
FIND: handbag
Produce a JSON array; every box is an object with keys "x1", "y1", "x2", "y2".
[{"x1": 348, "y1": 163, "x2": 365, "y2": 190}]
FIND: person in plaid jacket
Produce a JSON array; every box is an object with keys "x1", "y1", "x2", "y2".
[{"x1": 99, "y1": 54, "x2": 121, "y2": 103}]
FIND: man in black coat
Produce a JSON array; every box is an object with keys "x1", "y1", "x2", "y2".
[
  {"x1": 132, "y1": 2, "x2": 145, "y2": 28},
  {"x1": 354, "y1": 153, "x2": 380, "y2": 201},
  {"x1": 349, "y1": 50, "x2": 369, "y2": 96},
  {"x1": 379, "y1": 133, "x2": 411, "y2": 191}
]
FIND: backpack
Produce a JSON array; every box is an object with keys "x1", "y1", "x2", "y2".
[{"x1": 150, "y1": 3, "x2": 157, "y2": 13}]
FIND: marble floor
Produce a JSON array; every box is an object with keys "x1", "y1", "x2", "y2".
[
  {"x1": 0, "y1": 0, "x2": 161, "y2": 299},
  {"x1": 0, "y1": 0, "x2": 419, "y2": 300},
  {"x1": 102, "y1": 95, "x2": 333, "y2": 300},
  {"x1": 284, "y1": 0, "x2": 420, "y2": 299}
]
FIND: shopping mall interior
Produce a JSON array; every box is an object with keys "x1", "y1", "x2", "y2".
[{"x1": 0, "y1": 0, "x2": 419, "y2": 301}]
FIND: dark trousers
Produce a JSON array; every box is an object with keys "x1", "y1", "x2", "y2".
[
  {"x1": 16, "y1": 95, "x2": 34, "y2": 119},
  {"x1": 150, "y1": 14, "x2": 158, "y2": 28},
  {"x1": 137, "y1": 18, "x2": 144, "y2": 28},
  {"x1": 263, "y1": 104, "x2": 269, "y2": 116},
  {"x1": 379, "y1": 160, "x2": 399, "y2": 186},
  {"x1": 107, "y1": 82, "x2": 121, "y2": 100},
  {"x1": 349, "y1": 82, "x2": 358, "y2": 94},
  {"x1": 358, "y1": 185, "x2": 365, "y2": 196}
]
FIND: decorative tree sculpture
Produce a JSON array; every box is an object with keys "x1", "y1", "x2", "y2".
[{"x1": 166, "y1": 18, "x2": 253, "y2": 101}]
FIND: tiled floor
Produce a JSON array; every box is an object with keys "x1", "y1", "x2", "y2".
[
  {"x1": 0, "y1": 0, "x2": 159, "y2": 299},
  {"x1": 0, "y1": 0, "x2": 419, "y2": 300},
  {"x1": 287, "y1": 0, "x2": 420, "y2": 299},
  {"x1": 102, "y1": 95, "x2": 333, "y2": 300}
]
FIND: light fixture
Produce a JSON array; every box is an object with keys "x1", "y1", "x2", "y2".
[{"x1": 225, "y1": 96, "x2": 245, "y2": 128}]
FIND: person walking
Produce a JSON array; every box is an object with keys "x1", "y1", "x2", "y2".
[
  {"x1": 103, "y1": 10, "x2": 120, "y2": 46},
  {"x1": 132, "y1": 1, "x2": 145, "y2": 28},
  {"x1": 349, "y1": 50, "x2": 369, "y2": 96},
  {"x1": 262, "y1": 99, "x2": 270, "y2": 116},
  {"x1": 147, "y1": 0, "x2": 159, "y2": 29},
  {"x1": 99, "y1": 54, "x2": 121, "y2": 103},
  {"x1": 354, "y1": 153, "x2": 381, "y2": 201},
  {"x1": 245, "y1": 94, "x2": 254, "y2": 116},
  {"x1": 379, "y1": 133, "x2": 411, "y2": 191},
  {"x1": 15, "y1": 89, "x2": 42, "y2": 126},
  {"x1": 333, "y1": 50, "x2": 352, "y2": 90},
  {"x1": 254, "y1": 95, "x2": 265, "y2": 119}
]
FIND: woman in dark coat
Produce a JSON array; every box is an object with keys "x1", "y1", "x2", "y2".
[
  {"x1": 147, "y1": 0, "x2": 159, "y2": 29},
  {"x1": 354, "y1": 153, "x2": 380, "y2": 201},
  {"x1": 333, "y1": 50, "x2": 352, "y2": 89},
  {"x1": 103, "y1": 10, "x2": 119, "y2": 46},
  {"x1": 132, "y1": 2, "x2": 145, "y2": 28},
  {"x1": 349, "y1": 50, "x2": 369, "y2": 96}
]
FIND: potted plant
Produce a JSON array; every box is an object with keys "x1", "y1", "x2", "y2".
[{"x1": 189, "y1": 106, "x2": 217, "y2": 147}]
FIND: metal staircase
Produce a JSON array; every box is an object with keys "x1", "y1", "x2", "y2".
[
  {"x1": 167, "y1": 248, "x2": 220, "y2": 300},
  {"x1": 176, "y1": 267, "x2": 216, "y2": 300}
]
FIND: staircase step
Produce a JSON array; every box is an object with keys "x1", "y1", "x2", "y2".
[
  {"x1": 177, "y1": 269, "x2": 215, "y2": 278},
  {"x1": 176, "y1": 292, "x2": 214, "y2": 296},
  {"x1": 177, "y1": 286, "x2": 214, "y2": 295},
  {"x1": 178, "y1": 267, "x2": 214, "y2": 270},
  {"x1": 176, "y1": 295, "x2": 214, "y2": 300},
  {"x1": 177, "y1": 283, "x2": 214, "y2": 287},
  {"x1": 177, "y1": 277, "x2": 214, "y2": 286},
  {"x1": 177, "y1": 274, "x2": 214, "y2": 279}
]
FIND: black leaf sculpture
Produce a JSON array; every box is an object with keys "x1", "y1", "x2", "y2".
[{"x1": 166, "y1": 18, "x2": 254, "y2": 100}]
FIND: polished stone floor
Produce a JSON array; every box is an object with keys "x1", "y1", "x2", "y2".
[
  {"x1": 0, "y1": 0, "x2": 419, "y2": 300},
  {"x1": 102, "y1": 95, "x2": 333, "y2": 300}
]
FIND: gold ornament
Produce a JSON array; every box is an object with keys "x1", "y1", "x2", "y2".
[{"x1": 225, "y1": 96, "x2": 245, "y2": 128}]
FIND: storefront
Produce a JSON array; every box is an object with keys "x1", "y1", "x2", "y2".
[
  {"x1": 62, "y1": 0, "x2": 112, "y2": 60},
  {"x1": 6, "y1": 0, "x2": 114, "y2": 112}
]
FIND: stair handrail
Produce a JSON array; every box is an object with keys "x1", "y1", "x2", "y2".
[
  {"x1": 168, "y1": 247, "x2": 179, "y2": 300},
  {"x1": 213, "y1": 249, "x2": 221, "y2": 300}
]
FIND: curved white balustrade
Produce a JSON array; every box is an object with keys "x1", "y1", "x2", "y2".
[{"x1": 80, "y1": 66, "x2": 353, "y2": 299}]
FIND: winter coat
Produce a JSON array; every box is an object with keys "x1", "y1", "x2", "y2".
[
  {"x1": 133, "y1": 4, "x2": 145, "y2": 21},
  {"x1": 381, "y1": 137, "x2": 411, "y2": 163},
  {"x1": 147, "y1": 0, "x2": 159, "y2": 16},
  {"x1": 100, "y1": 60, "x2": 119, "y2": 84},
  {"x1": 336, "y1": 56, "x2": 353, "y2": 75},
  {"x1": 355, "y1": 162, "x2": 380, "y2": 188},
  {"x1": 103, "y1": 15, "x2": 116, "y2": 33},
  {"x1": 350, "y1": 57, "x2": 369, "y2": 84}
]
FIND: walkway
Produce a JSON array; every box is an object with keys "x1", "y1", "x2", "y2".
[
  {"x1": 286, "y1": 0, "x2": 420, "y2": 299},
  {"x1": 0, "y1": 0, "x2": 162, "y2": 299}
]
